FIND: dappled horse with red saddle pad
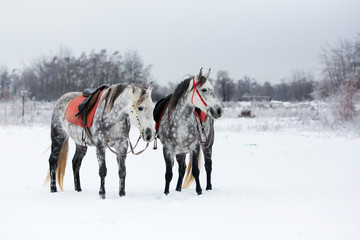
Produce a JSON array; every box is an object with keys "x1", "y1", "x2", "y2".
[
  {"x1": 45, "y1": 82, "x2": 155, "y2": 198},
  {"x1": 154, "y1": 68, "x2": 223, "y2": 195}
]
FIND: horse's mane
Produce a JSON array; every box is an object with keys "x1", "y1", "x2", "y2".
[
  {"x1": 169, "y1": 76, "x2": 207, "y2": 110},
  {"x1": 102, "y1": 83, "x2": 148, "y2": 112},
  {"x1": 102, "y1": 84, "x2": 127, "y2": 112}
]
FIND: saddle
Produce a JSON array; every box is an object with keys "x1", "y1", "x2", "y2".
[
  {"x1": 153, "y1": 94, "x2": 172, "y2": 131},
  {"x1": 65, "y1": 84, "x2": 108, "y2": 129},
  {"x1": 153, "y1": 94, "x2": 207, "y2": 132}
]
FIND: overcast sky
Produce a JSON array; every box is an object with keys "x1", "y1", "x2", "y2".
[{"x1": 1, "y1": 0, "x2": 359, "y2": 85}]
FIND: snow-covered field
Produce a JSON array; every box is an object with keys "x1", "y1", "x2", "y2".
[{"x1": 0, "y1": 100, "x2": 360, "y2": 240}]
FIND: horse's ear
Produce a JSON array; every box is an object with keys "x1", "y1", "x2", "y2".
[
  {"x1": 204, "y1": 68, "x2": 211, "y2": 79},
  {"x1": 196, "y1": 67, "x2": 203, "y2": 80},
  {"x1": 147, "y1": 81, "x2": 154, "y2": 92},
  {"x1": 132, "y1": 83, "x2": 136, "y2": 93}
]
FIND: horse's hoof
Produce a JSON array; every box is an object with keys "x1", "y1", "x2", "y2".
[
  {"x1": 119, "y1": 190, "x2": 126, "y2": 197},
  {"x1": 175, "y1": 187, "x2": 181, "y2": 192},
  {"x1": 50, "y1": 186, "x2": 57, "y2": 192},
  {"x1": 206, "y1": 185, "x2": 212, "y2": 190},
  {"x1": 164, "y1": 191, "x2": 169, "y2": 195},
  {"x1": 196, "y1": 188, "x2": 202, "y2": 195},
  {"x1": 75, "y1": 187, "x2": 82, "y2": 192},
  {"x1": 99, "y1": 190, "x2": 106, "y2": 199}
]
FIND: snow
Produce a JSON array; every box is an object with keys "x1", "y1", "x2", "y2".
[{"x1": 1, "y1": 101, "x2": 360, "y2": 240}]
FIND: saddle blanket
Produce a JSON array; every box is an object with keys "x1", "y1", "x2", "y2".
[{"x1": 65, "y1": 90, "x2": 105, "y2": 128}]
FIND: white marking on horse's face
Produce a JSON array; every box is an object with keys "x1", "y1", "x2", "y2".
[
  {"x1": 187, "y1": 72, "x2": 223, "y2": 119},
  {"x1": 129, "y1": 83, "x2": 155, "y2": 142}
]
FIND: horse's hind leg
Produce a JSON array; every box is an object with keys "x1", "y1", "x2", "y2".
[
  {"x1": 48, "y1": 125, "x2": 67, "y2": 192},
  {"x1": 191, "y1": 145, "x2": 202, "y2": 195},
  {"x1": 163, "y1": 147, "x2": 174, "y2": 195},
  {"x1": 72, "y1": 144, "x2": 87, "y2": 192},
  {"x1": 175, "y1": 154, "x2": 186, "y2": 191}
]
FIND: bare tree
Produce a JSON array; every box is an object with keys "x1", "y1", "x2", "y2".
[
  {"x1": 288, "y1": 69, "x2": 314, "y2": 101},
  {"x1": 215, "y1": 70, "x2": 235, "y2": 102},
  {"x1": 122, "y1": 50, "x2": 152, "y2": 85},
  {"x1": 0, "y1": 65, "x2": 11, "y2": 100},
  {"x1": 315, "y1": 35, "x2": 360, "y2": 121},
  {"x1": 317, "y1": 37, "x2": 359, "y2": 97}
]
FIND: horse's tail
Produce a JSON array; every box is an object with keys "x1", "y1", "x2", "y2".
[
  {"x1": 44, "y1": 139, "x2": 69, "y2": 191},
  {"x1": 182, "y1": 151, "x2": 202, "y2": 189}
]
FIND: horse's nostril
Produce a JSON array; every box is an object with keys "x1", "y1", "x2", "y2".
[
  {"x1": 145, "y1": 128, "x2": 152, "y2": 141},
  {"x1": 217, "y1": 108, "x2": 223, "y2": 116}
]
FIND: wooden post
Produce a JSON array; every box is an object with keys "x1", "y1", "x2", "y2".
[{"x1": 19, "y1": 91, "x2": 28, "y2": 118}]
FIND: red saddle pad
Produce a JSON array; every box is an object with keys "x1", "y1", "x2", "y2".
[{"x1": 65, "y1": 91, "x2": 104, "y2": 128}]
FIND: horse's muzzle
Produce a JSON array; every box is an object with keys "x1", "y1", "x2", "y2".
[
  {"x1": 143, "y1": 127, "x2": 155, "y2": 142},
  {"x1": 209, "y1": 106, "x2": 223, "y2": 119}
]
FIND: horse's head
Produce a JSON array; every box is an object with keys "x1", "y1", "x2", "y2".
[
  {"x1": 129, "y1": 82, "x2": 155, "y2": 142},
  {"x1": 187, "y1": 68, "x2": 223, "y2": 119}
]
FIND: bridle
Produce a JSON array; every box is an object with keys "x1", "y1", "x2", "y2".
[
  {"x1": 191, "y1": 77, "x2": 214, "y2": 148},
  {"x1": 130, "y1": 104, "x2": 145, "y2": 138},
  {"x1": 191, "y1": 77, "x2": 208, "y2": 108}
]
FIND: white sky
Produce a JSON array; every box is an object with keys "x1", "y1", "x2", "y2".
[{"x1": 1, "y1": 0, "x2": 359, "y2": 85}]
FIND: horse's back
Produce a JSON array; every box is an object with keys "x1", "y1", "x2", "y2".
[
  {"x1": 54, "y1": 92, "x2": 82, "y2": 110},
  {"x1": 51, "y1": 92, "x2": 82, "y2": 124}
]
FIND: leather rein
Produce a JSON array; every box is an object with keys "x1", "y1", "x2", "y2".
[{"x1": 98, "y1": 89, "x2": 149, "y2": 156}]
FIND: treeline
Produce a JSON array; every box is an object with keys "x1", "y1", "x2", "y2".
[
  {"x1": 214, "y1": 70, "x2": 314, "y2": 102},
  {"x1": 0, "y1": 48, "x2": 315, "y2": 103},
  {"x1": 1, "y1": 34, "x2": 359, "y2": 107},
  {"x1": 0, "y1": 48, "x2": 154, "y2": 101},
  {"x1": 212, "y1": 34, "x2": 360, "y2": 105}
]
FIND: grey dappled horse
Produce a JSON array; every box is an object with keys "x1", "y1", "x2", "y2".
[
  {"x1": 46, "y1": 82, "x2": 155, "y2": 198},
  {"x1": 156, "y1": 68, "x2": 223, "y2": 195}
]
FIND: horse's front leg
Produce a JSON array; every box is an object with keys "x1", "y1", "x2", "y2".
[
  {"x1": 163, "y1": 146, "x2": 174, "y2": 195},
  {"x1": 116, "y1": 142, "x2": 128, "y2": 197},
  {"x1": 203, "y1": 120, "x2": 214, "y2": 191},
  {"x1": 175, "y1": 154, "x2": 186, "y2": 191},
  {"x1": 191, "y1": 144, "x2": 202, "y2": 195},
  {"x1": 96, "y1": 143, "x2": 107, "y2": 199},
  {"x1": 203, "y1": 146, "x2": 213, "y2": 190}
]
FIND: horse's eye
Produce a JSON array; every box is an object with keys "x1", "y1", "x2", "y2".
[
  {"x1": 138, "y1": 106, "x2": 144, "y2": 111},
  {"x1": 201, "y1": 89, "x2": 207, "y2": 93}
]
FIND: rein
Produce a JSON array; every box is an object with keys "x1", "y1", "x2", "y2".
[
  {"x1": 99, "y1": 89, "x2": 149, "y2": 156},
  {"x1": 167, "y1": 108, "x2": 199, "y2": 148},
  {"x1": 195, "y1": 116, "x2": 214, "y2": 149},
  {"x1": 102, "y1": 118, "x2": 149, "y2": 156}
]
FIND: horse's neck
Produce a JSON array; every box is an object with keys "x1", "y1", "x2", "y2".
[
  {"x1": 109, "y1": 87, "x2": 132, "y2": 116},
  {"x1": 170, "y1": 96, "x2": 195, "y2": 124}
]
